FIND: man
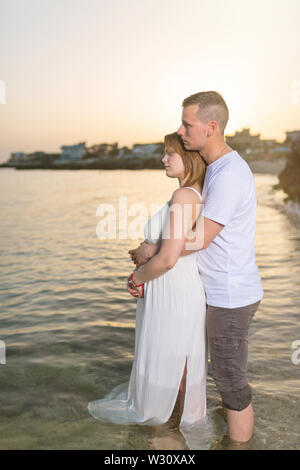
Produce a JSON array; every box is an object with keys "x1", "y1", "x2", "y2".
[{"x1": 129, "y1": 91, "x2": 263, "y2": 443}]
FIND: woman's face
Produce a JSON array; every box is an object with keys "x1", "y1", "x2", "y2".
[{"x1": 161, "y1": 148, "x2": 185, "y2": 180}]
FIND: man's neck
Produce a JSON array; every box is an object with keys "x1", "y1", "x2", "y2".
[{"x1": 201, "y1": 141, "x2": 233, "y2": 165}]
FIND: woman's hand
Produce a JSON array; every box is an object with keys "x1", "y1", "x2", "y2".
[
  {"x1": 127, "y1": 272, "x2": 144, "y2": 298},
  {"x1": 127, "y1": 283, "x2": 144, "y2": 298}
]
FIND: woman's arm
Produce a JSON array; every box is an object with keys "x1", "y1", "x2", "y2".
[{"x1": 132, "y1": 188, "x2": 201, "y2": 285}]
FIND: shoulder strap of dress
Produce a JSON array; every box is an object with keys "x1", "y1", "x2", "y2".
[{"x1": 184, "y1": 186, "x2": 202, "y2": 202}]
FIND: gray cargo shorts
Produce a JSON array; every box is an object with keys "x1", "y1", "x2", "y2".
[{"x1": 206, "y1": 300, "x2": 261, "y2": 412}]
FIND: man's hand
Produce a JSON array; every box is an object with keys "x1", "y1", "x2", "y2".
[{"x1": 128, "y1": 241, "x2": 159, "y2": 268}]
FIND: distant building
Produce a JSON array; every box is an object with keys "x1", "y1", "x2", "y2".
[
  {"x1": 270, "y1": 145, "x2": 291, "y2": 154},
  {"x1": 60, "y1": 142, "x2": 87, "y2": 161},
  {"x1": 132, "y1": 143, "x2": 161, "y2": 158},
  {"x1": 7, "y1": 151, "x2": 52, "y2": 165},
  {"x1": 11, "y1": 152, "x2": 27, "y2": 162},
  {"x1": 263, "y1": 139, "x2": 278, "y2": 150},
  {"x1": 119, "y1": 146, "x2": 131, "y2": 157},
  {"x1": 27, "y1": 151, "x2": 46, "y2": 158},
  {"x1": 286, "y1": 130, "x2": 300, "y2": 143},
  {"x1": 226, "y1": 128, "x2": 262, "y2": 152}
]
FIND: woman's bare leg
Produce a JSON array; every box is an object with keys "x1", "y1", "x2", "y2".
[
  {"x1": 174, "y1": 358, "x2": 187, "y2": 419},
  {"x1": 168, "y1": 358, "x2": 188, "y2": 427}
]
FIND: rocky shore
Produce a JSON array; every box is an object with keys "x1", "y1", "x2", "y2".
[{"x1": 276, "y1": 142, "x2": 300, "y2": 202}]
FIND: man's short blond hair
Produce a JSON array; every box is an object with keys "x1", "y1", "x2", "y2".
[{"x1": 182, "y1": 91, "x2": 229, "y2": 135}]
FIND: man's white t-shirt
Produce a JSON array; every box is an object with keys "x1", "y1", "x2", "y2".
[{"x1": 197, "y1": 150, "x2": 263, "y2": 308}]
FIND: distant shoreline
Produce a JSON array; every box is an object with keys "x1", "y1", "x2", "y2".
[
  {"x1": 0, "y1": 157, "x2": 287, "y2": 175},
  {"x1": 0, "y1": 157, "x2": 163, "y2": 171}
]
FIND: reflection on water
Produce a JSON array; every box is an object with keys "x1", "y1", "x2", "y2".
[{"x1": 0, "y1": 169, "x2": 299, "y2": 450}]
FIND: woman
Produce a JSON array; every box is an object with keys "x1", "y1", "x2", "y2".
[{"x1": 87, "y1": 132, "x2": 207, "y2": 430}]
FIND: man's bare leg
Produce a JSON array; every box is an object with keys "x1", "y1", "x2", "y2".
[{"x1": 226, "y1": 401, "x2": 254, "y2": 443}]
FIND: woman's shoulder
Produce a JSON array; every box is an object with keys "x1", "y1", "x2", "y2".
[{"x1": 170, "y1": 187, "x2": 201, "y2": 204}]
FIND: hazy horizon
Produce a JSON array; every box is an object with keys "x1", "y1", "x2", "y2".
[{"x1": 1, "y1": 0, "x2": 300, "y2": 163}]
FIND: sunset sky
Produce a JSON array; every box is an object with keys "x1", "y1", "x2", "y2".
[{"x1": 0, "y1": 0, "x2": 300, "y2": 162}]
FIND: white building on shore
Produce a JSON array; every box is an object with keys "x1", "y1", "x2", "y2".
[
  {"x1": 60, "y1": 142, "x2": 87, "y2": 162},
  {"x1": 131, "y1": 143, "x2": 161, "y2": 158}
]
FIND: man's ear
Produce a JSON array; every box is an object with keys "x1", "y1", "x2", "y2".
[{"x1": 207, "y1": 120, "x2": 218, "y2": 137}]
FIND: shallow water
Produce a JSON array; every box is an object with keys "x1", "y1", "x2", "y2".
[{"x1": 0, "y1": 168, "x2": 299, "y2": 450}]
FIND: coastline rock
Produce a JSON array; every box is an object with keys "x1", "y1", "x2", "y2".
[{"x1": 276, "y1": 142, "x2": 300, "y2": 202}]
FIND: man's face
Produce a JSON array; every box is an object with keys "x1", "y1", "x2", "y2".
[{"x1": 177, "y1": 104, "x2": 208, "y2": 151}]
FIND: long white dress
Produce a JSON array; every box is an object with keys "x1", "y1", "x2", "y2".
[{"x1": 88, "y1": 187, "x2": 208, "y2": 433}]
